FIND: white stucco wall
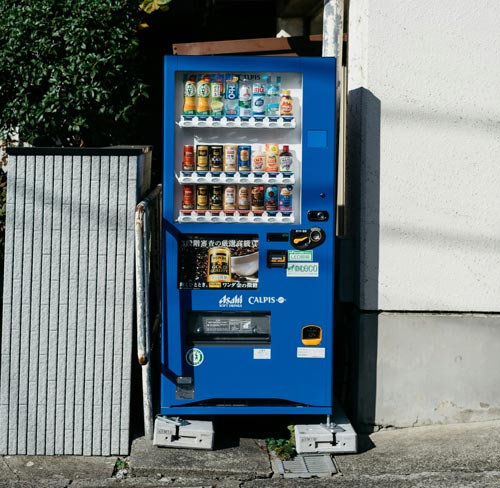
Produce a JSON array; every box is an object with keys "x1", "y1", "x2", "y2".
[{"x1": 348, "y1": 0, "x2": 500, "y2": 312}]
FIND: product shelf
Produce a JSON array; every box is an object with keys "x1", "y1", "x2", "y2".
[
  {"x1": 176, "y1": 171, "x2": 295, "y2": 185},
  {"x1": 178, "y1": 116, "x2": 296, "y2": 129},
  {"x1": 176, "y1": 210, "x2": 295, "y2": 224}
]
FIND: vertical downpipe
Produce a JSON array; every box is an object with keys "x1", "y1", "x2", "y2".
[{"x1": 323, "y1": 0, "x2": 347, "y2": 236}]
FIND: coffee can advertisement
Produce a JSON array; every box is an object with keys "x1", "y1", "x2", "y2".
[{"x1": 178, "y1": 234, "x2": 259, "y2": 289}]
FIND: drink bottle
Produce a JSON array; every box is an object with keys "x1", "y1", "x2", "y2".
[
  {"x1": 238, "y1": 79, "x2": 252, "y2": 117},
  {"x1": 279, "y1": 89, "x2": 293, "y2": 117},
  {"x1": 210, "y1": 75, "x2": 224, "y2": 117},
  {"x1": 224, "y1": 75, "x2": 239, "y2": 117},
  {"x1": 279, "y1": 145, "x2": 293, "y2": 171},
  {"x1": 183, "y1": 74, "x2": 196, "y2": 115},
  {"x1": 278, "y1": 185, "x2": 293, "y2": 212},
  {"x1": 251, "y1": 144, "x2": 266, "y2": 172},
  {"x1": 265, "y1": 143, "x2": 279, "y2": 172},
  {"x1": 251, "y1": 185, "x2": 265, "y2": 211},
  {"x1": 252, "y1": 82, "x2": 266, "y2": 116},
  {"x1": 196, "y1": 74, "x2": 211, "y2": 116},
  {"x1": 264, "y1": 185, "x2": 278, "y2": 211},
  {"x1": 265, "y1": 75, "x2": 280, "y2": 117}
]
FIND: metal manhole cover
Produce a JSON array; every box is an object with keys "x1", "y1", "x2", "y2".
[{"x1": 273, "y1": 454, "x2": 337, "y2": 478}]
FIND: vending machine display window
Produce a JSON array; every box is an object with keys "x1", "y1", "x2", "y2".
[{"x1": 172, "y1": 69, "x2": 303, "y2": 225}]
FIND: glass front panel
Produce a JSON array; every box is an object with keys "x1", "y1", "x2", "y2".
[{"x1": 173, "y1": 70, "x2": 303, "y2": 224}]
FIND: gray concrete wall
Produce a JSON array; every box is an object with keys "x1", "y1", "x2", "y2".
[{"x1": 348, "y1": 312, "x2": 500, "y2": 431}]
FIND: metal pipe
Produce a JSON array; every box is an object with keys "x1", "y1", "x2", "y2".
[
  {"x1": 135, "y1": 184, "x2": 162, "y2": 440},
  {"x1": 323, "y1": 0, "x2": 348, "y2": 236},
  {"x1": 322, "y1": 0, "x2": 344, "y2": 59},
  {"x1": 135, "y1": 204, "x2": 148, "y2": 366}
]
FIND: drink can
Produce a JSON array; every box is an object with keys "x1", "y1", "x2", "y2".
[
  {"x1": 223, "y1": 144, "x2": 238, "y2": 172},
  {"x1": 251, "y1": 185, "x2": 265, "y2": 211},
  {"x1": 196, "y1": 185, "x2": 209, "y2": 210},
  {"x1": 238, "y1": 145, "x2": 251, "y2": 172},
  {"x1": 182, "y1": 145, "x2": 195, "y2": 171},
  {"x1": 196, "y1": 145, "x2": 209, "y2": 172},
  {"x1": 278, "y1": 185, "x2": 293, "y2": 212},
  {"x1": 223, "y1": 185, "x2": 237, "y2": 211},
  {"x1": 264, "y1": 185, "x2": 278, "y2": 211},
  {"x1": 182, "y1": 185, "x2": 195, "y2": 210},
  {"x1": 238, "y1": 186, "x2": 250, "y2": 211},
  {"x1": 209, "y1": 145, "x2": 223, "y2": 172},
  {"x1": 210, "y1": 185, "x2": 223, "y2": 210},
  {"x1": 207, "y1": 247, "x2": 231, "y2": 284}
]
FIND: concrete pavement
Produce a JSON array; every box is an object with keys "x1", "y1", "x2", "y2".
[{"x1": 1, "y1": 419, "x2": 500, "y2": 486}]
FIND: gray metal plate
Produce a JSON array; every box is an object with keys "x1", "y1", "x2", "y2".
[{"x1": 273, "y1": 454, "x2": 337, "y2": 478}]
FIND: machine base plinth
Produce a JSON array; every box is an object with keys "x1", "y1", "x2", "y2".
[
  {"x1": 294, "y1": 410, "x2": 357, "y2": 454},
  {"x1": 153, "y1": 417, "x2": 214, "y2": 450}
]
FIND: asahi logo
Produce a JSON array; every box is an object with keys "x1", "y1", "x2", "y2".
[
  {"x1": 218, "y1": 295, "x2": 286, "y2": 307},
  {"x1": 219, "y1": 294, "x2": 243, "y2": 308}
]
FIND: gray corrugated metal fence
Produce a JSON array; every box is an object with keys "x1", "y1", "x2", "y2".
[{"x1": 0, "y1": 147, "x2": 151, "y2": 455}]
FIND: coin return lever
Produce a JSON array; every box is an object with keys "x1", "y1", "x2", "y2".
[{"x1": 290, "y1": 227, "x2": 326, "y2": 250}]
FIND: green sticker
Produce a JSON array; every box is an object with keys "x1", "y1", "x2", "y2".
[
  {"x1": 288, "y1": 250, "x2": 313, "y2": 262},
  {"x1": 186, "y1": 348, "x2": 204, "y2": 367}
]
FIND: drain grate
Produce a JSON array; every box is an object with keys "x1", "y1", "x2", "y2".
[{"x1": 273, "y1": 454, "x2": 337, "y2": 478}]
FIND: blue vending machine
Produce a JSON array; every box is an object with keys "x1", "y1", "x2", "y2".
[{"x1": 161, "y1": 55, "x2": 337, "y2": 419}]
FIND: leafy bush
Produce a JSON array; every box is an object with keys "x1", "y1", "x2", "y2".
[{"x1": 0, "y1": 0, "x2": 148, "y2": 147}]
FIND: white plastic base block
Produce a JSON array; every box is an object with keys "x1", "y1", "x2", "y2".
[
  {"x1": 153, "y1": 417, "x2": 214, "y2": 450},
  {"x1": 294, "y1": 410, "x2": 357, "y2": 454}
]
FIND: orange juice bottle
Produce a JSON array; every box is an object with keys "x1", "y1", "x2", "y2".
[
  {"x1": 279, "y1": 89, "x2": 293, "y2": 117},
  {"x1": 183, "y1": 74, "x2": 197, "y2": 115},
  {"x1": 196, "y1": 74, "x2": 211, "y2": 116}
]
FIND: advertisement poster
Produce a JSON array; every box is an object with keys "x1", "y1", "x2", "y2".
[{"x1": 178, "y1": 234, "x2": 259, "y2": 289}]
